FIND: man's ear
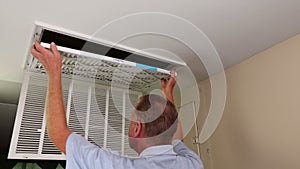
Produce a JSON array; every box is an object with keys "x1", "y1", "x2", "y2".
[{"x1": 132, "y1": 121, "x2": 143, "y2": 138}]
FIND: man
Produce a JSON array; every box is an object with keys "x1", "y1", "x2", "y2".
[{"x1": 31, "y1": 41, "x2": 203, "y2": 169}]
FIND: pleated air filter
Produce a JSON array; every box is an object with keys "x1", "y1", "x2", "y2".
[
  {"x1": 8, "y1": 22, "x2": 185, "y2": 160},
  {"x1": 29, "y1": 42, "x2": 172, "y2": 91}
]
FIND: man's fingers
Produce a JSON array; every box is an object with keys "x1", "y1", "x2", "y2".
[
  {"x1": 161, "y1": 70, "x2": 177, "y2": 89},
  {"x1": 50, "y1": 42, "x2": 60, "y2": 57},
  {"x1": 168, "y1": 70, "x2": 176, "y2": 84},
  {"x1": 34, "y1": 41, "x2": 54, "y2": 56},
  {"x1": 170, "y1": 70, "x2": 176, "y2": 79},
  {"x1": 161, "y1": 78, "x2": 167, "y2": 88},
  {"x1": 34, "y1": 41, "x2": 45, "y2": 53},
  {"x1": 31, "y1": 45, "x2": 43, "y2": 59}
]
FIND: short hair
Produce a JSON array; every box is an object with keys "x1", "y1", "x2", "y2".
[{"x1": 134, "y1": 94, "x2": 178, "y2": 142}]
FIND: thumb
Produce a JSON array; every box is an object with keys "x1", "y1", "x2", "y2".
[{"x1": 50, "y1": 42, "x2": 60, "y2": 57}]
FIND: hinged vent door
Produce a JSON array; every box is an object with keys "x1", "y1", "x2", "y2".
[{"x1": 9, "y1": 72, "x2": 140, "y2": 160}]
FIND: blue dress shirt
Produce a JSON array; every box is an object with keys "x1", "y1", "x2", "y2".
[{"x1": 66, "y1": 133, "x2": 204, "y2": 169}]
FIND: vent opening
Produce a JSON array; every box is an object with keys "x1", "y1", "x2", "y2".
[{"x1": 40, "y1": 29, "x2": 176, "y2": 69}]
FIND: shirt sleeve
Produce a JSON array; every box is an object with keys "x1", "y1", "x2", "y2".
[
  {"x1": 66, "y1": 133, "x2": 131, "y2": 169},
  {"x1": 172, "y1": 139, "x2": 204, "y2": 169},
  {"x1": 66, "y1": 133, "x2": 107, "y2": 169}
]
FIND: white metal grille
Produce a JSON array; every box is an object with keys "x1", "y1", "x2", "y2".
[{"x1": 9, "y1": 72, "x2": 140, "y2": 160}]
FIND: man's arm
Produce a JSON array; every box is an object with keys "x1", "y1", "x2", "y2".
[
  {"x1": 161, "y1": 71, "x2": 183, "y2": 141},
  {"x1": 31, "y1": 41, "x2": 71, "y2": 154}
]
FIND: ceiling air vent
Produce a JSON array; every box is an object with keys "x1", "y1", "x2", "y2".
[{"x1": 9, "y1": 22, "x2": 185, "y2": 160}]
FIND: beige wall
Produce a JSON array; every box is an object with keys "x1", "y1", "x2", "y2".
[{"x1": 194, "y1": 33, "x2": 300, "y2": 169}]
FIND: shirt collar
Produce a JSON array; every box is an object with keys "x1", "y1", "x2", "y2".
[{"x1": 139, "y1": 144, "x2": 176, "y2": 157}]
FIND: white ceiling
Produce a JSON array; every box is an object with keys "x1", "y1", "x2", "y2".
[{"x1": 1, "y1": 0, "x2": 300, "y2": 104}]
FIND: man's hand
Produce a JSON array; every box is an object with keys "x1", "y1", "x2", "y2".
[
  {"x1": 161, "y1": 70, "x2": 176, "y2": 103},
  {"x1": 31, "y1": 41, "x2": 62, "y2": 77},
  {"x1": 30, "y1": 41, "x2": 70, "y2": 154},
  {"x1": 161, "y1": 70, "x2": 183, "y2": 141}
]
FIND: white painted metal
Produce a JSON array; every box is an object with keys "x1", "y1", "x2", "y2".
[{"x1": 9, "y1": 72, "x2": 140, "y2": 160}]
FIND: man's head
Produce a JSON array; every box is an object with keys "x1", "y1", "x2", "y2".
[{"x1": 128, "y1": 94, "x2": 178, "y2": 153}]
